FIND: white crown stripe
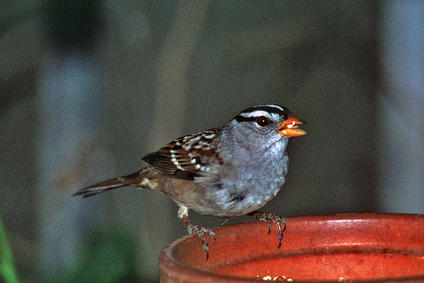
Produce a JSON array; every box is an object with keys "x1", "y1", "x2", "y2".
[
  {"x1": 239, "y1": 104, "x2": 286, "y2": 115},
  {"x1": 259, "y1": 104, "x2": 285, "y2": 112},
  {"x1": 239, "y1": 110, "x2": 273, "y2": 118}
]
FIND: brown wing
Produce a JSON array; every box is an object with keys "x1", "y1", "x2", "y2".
[{"x1": 142, "y1": 129, "x2": 221, "y2": 180}]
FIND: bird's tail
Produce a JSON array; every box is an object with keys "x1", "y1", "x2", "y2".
[{"x1": 73, "y1": 171, "x2": 141, "y2": 198}]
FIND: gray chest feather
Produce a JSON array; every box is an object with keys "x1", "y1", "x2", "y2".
[{"x1": 202, "y1": 153, "x2": 289, "y2": 217}]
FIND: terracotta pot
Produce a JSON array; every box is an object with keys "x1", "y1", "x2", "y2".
[{"x1": 160, "y1": 214, "x2": 424, "y2": 282}]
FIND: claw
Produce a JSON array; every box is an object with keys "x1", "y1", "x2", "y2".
[
  {"x1": 187, "y1": 224, "x2": 215, "y2": 260},
  {"x1": 266, "y1": 219, "x2": 272, "y2": 234},
  {"x1": 275, "y1": 220, "x2": 282, "y2": 250},
  {"x1": 178, "y1": 206, "x2": 215, "y2": 260},
  {"x1": 210, "y1": 230, "x2": 216, "y2": 243},
  {"x1": 249, "y1": 211, "x2": 287, "y2": 250}
]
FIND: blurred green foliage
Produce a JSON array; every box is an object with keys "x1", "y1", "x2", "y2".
[
  {"x1": 41, "y1": 230, "x2": 142, "y2": 283},
  {"x1": 0, "y1": 215, "x2": 19, "y2": 283}
]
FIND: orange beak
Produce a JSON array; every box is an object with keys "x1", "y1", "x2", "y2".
[{"x1": 278, "y1": 115, "x2": 306, "y2": 137}]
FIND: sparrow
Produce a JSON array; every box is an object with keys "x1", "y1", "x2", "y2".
[{"x1": 73, "y1": 104, "x2": 306, "y2": 259}]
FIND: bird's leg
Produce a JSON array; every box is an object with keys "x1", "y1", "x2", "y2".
[
  {"x1": 248, "y1": 211, "x2": 287, "y2": 250},
  {"x1": 178, "y1": 206, "x2": 216, "y2": 260}
]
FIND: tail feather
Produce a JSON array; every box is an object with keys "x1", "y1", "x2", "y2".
[{"x1": 73, "y1": 172, "x2": 141, "y2": 198}]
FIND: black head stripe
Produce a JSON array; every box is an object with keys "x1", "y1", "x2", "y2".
[
  {"x1": 234, "y1": 115, "x2": 257, "y2": 123},
  {"x1": 236, "y1": 105, "x2": 289, "y2": 122}
]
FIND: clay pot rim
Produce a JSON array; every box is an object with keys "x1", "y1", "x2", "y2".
[{"x1": 160, "y1": 213, "x2": 424, "y2": 283}]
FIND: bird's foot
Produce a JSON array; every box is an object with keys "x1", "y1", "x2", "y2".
[
  {"x1": 186, "y1": 224, "x2": 216, "y2": 260},
  {"x1": 249, "y1": 211, "x2": 287, "y2": 250},
  {"x1": 178, "y1": 206, "x2": 215, "y2": 260}
]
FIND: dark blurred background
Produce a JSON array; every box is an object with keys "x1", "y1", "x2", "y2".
[{"x1": 1, "y1": 0, "x2": 423, "y2": 282}]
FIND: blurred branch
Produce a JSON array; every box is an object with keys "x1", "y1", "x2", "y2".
[
  {"x1": 149, "y1": 0, "x2": 210, "y2": 146},
  {"x1": 140, "y1": 0, "x2": 209, "y2": 278}
]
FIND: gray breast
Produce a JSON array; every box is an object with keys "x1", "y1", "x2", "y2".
[{"x1": 206, "y1": 152, "x2": 289, "y2": 217}]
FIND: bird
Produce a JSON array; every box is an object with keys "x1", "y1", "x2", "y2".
[{"x1": 73, "y1": 104, "x2": 306, "y2": 259}]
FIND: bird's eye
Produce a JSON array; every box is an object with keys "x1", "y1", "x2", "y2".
[{"x1": 255, "y1": 116, "x2": 270, "y2": 127}]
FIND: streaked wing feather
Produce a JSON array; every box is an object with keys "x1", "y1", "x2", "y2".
[{"x1": 142, "y1": 129, "x2": 221, "y2": 180}]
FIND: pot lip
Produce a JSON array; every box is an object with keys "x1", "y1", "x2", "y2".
[{"x1": 160, "y1": 213, "x2": 424, "y2": 283}]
